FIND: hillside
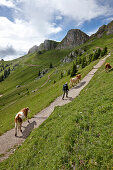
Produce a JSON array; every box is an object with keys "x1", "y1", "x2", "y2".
[
  {"x1": 0, "y1": 33, "x2": 113, "y2": 136},
  {"x1": 91, "y1": 20, "x2": 113, "y2": 38},
  {"x1": 0, "y1": 50, "x2": 113, "y2": 169},
  {"x1": 0, "y1": 24, "x2": 113, "y2": 168},
  {"x1": 28, "y1": 20, "x2": 113, "y2": 54}
]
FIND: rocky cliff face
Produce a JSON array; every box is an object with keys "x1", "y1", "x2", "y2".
[
  {"x1": 44, "y1": 40, "x2": 58, "y2": 51},
  {"x1": 28, "y1": 20, "x2": 113, "y2": 54},
  {"x1": 90, "y1": 20, "x2": 113, "y2": 38},
  {"x1": 28, "y1": 45, "x2": 38, "y2": 54},
  {"x1": 56, "y1": 29, "x2": 89, "y2": 49},
  {"x1": 28, "y1": 29, "x2": 89, "y2": 54},
  {"x1": 28, "y1": 40, "x2": 58, "y2": 54}
]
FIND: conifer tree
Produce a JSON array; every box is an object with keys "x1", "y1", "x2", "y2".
[
  {"x1": 71, "y1": 62, "x2": 77, "y2": 77},
  {"x1": 49, "y1": 62, "x2": 53, "y2": 68},
  {"x1": 38, "y1": 70, "x2": 41, "y2": 76}
]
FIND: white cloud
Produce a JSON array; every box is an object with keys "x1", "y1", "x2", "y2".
[
  {"x1": 56, "y1": 15, "x2": 63, "y2": 20},
  {"x1": 0, "y1": 0, "x2": 15, "y2": 8},
  {"x1": 51, "y1": 0, "x2": 111, "y2": 25},
  {"x1": 0, "y1": 16, "x2": 61, "y2": 60},
  {"x1": 0, "y1": 17, "x2": 45, "y2": 50},
  {"x1": 0, "y1": 0, "x2": 112, "y2": 60}
]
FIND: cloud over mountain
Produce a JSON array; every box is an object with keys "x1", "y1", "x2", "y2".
[{"x1": 0, "y1": 0, "x2": 113, "y2": 60}]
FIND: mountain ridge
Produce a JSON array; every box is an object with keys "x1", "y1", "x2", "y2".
[{"x1": 28, "y1": 20, "x2": 113, "y2": 54}]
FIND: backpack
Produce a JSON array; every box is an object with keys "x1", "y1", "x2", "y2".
[{"x1": 63, "y1": 84, "x2": 67, "y2": 91}]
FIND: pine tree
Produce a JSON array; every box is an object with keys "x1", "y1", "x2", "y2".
[
  {"x1": 81, "y1": 57, "x2": 88, "y2": 68},
  {"x1": 71, "y1": 62, "x2": 77, "y2": 77},
  {"x1": 67, "y1": 69, "x2": 71, "y2": 76},
  {"x1": 4, "y1": 70, "x2": 8, "y2": 78},
  {"x1": 103, "y1": 46, "x2": 107, "y2": 55},
  {"x1": 60, "y1": 71, "x2": 63, "y2": 78},
  {"x1": 38, "y1": 70, "x2": 41, "y2": 76},
  {"x1": 78, "y1": 56, "x2": 82, "y2": 64},
  {"x1": 7, "y1": 67, "x2": 10, "y2": 75},
  {"x1": 0, "y1": 75, "x2": 4, "y2": 82},
  {"x1": 101, "y1": 46, "x2": 107, "y2": 57},
  {"x1": 88, "y1": 54, "x2": 93, "y2": 63},
  {"x1": 49, "y1": 62, "x2": 53, "y2": 68}
]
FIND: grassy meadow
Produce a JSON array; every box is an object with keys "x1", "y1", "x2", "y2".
[
  {"x1": 0, "y1": 50, "x2": 113, "y2": 170},
  {"x1": 0, "y1": 42, "x2": 102, "y2": 135},
  {"x1": 0, "y1": 33, "x2": 113, "y2": 169}
]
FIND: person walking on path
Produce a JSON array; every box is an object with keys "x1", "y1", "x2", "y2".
[{"x1": 62, "y1": 82, "x2": 69, "y2": 100}]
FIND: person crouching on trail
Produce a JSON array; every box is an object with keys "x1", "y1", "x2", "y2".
[{"x1": 62, "y1": 82, "x2": 69, "y2": 100}]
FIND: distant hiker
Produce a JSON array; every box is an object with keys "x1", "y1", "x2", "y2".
[{"x1": 62, "y1": 82, "x2": 69, "y2": 100}]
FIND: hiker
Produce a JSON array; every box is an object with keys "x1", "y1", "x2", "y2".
[{"x1": 62, "y1": 82, "x2": 69, "y2": 100}]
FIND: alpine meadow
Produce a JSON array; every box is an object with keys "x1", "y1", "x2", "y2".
[{"x1": 0, "y1": 20, "x2": 113, "y2": 169}]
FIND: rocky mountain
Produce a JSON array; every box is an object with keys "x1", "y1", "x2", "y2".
[
  {"x1": 28, "y1": 20, "x2": 113, "y2": 54},
  {"x1": 91, "y1": 20, "x2": 113, "y2": 38},
  {"x1": 28, "y1": 29, "x2": 89, "y2": 54},
  {"x1": 28, "y1": 45, "x2": 39, "y2": 54},
  {"x1": 28, "y1": 40, "x2": 58, "y2": 54},
  {"x1": 56, "y1": 29, "x2": 89, "y2": 49}
]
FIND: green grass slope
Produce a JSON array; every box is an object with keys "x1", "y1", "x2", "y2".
[
  {"x1": 0, "y1": 52, "x2": 113, "y2": 170},
  {"x1": 0, "y1": 34, "x2": 113, "y2": 136}
]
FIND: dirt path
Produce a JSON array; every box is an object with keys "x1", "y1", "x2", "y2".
[{"x1": 0, "y1": 54, "x2": 110, "y2": 162}]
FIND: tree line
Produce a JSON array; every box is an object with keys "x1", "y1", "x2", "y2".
[
  {"x1": 0, "y1": 67, "x2": 10, "y2": 82},
  {"x1": 69, "y1": 46, "x2": 108, "y2": 77}
]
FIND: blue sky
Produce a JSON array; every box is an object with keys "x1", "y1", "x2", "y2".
[{"x1": 0, "y1": 0, "x2": 113, "y2": 60}]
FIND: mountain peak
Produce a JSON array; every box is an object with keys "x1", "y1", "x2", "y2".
[
  {"x1": 56, "y1": 29, "x2": 89, "y2": 49},
  {"x1": 90, "y1": 20, "x2": 113, "y2": 38}
]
